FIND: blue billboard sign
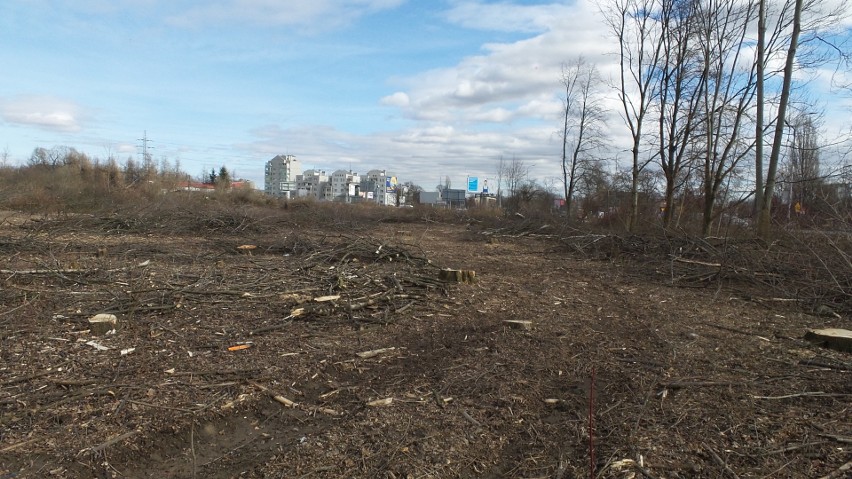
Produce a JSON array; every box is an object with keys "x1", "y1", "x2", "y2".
[{"x1": 467, "y1": 176, "x2": 478, "y2": 192}]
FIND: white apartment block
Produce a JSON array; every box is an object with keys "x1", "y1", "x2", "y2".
[
  {"x1": 363, "y1": 169, "x2": 398, "y2": 206},
  {"x1": 330, "y1": 170, "x2": 361, "y2": 201},
  {"x1": 296, "y1": 169, "x2": 327, "y2": 199},
  {"x1": 264, "y1": 154, "x2": 302, "y2": 198}
]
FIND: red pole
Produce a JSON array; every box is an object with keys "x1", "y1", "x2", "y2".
[{"x1": 589, "y1": 366, "x2": 595, "y2": 479}]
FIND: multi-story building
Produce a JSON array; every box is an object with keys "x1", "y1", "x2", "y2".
[
  {"x1": 362, "y1": 169, "x2": 398, "y2": 206},
  {"x1": 296, "y1": 169, "x2": 328, "y2": 200},
  {"x1": 330, "y1": 170, "x2": 361, "y2": 202},
  {"x1": 264, "y1": 154, "x2": 302, "y2": 198}
]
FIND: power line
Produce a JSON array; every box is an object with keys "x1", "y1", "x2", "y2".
[{"x1": 137, "y1": 130, "x2": 154, "y2": 163}]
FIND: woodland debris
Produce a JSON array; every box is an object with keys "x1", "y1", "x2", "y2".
[
  {"x1": 356, "y1": 347, "x2": 396, "y2": 359},
  {"x1": 503, "y1": 320, "x2": 533, "y2": 331},
  {"x1": 80, "y1": 430, "x2": 142, "y2": 455},
  {"x1": 85, "y1": 340, "x2": 110, "y2": 351},
  {"x1": 237, "y1": 244, "x2": 257, "y2": 255},
  {"x1": 804, "y1": 328, "x2": 852, "y2": 353},
  {"x1": 88, "y1": 313, "x2": 118, "y2": 335},
  {"x1": 439, "y1": 268, "x2": 476, "y2": 283},
  {"x1": 367, "y1": 397, "x2": 394, "y2": 407},
  {"x1": 314, "y1": 295, "x2": 341, "y2": 302}
]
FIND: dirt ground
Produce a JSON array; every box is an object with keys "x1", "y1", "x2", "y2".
[{"x1": 0, "y1": 209, "x2": 849, "y2": 478}]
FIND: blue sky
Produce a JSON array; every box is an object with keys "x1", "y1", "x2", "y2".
[{"x1": 1, "y1": 0, "x2": 850, "y2": 191}]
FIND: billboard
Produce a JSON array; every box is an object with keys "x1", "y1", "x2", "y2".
[
  {"x1": 467, "y1": 176, "x2": 478, "y2": 193},
  {"x1": 385, "y1": 176, "x2": 398, "y2": 192}
]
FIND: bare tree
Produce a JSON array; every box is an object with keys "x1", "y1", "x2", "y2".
[
  {"x1": 495, "y1": 156, "x2": 506, "y2": 205},
  {"x1": 783, "y1": 111, "x2": 822, "y2": 212},
  {"x1": 560, "y1": 59, "x2": 607, "y2": 219},
  {"x1": 695, "y1": 0, "x2": 759, "y2": 235},
  {"x1": 602, "y1": 0, "x2": 664, "y2": 231},
  {"x1": 501, "y1": 156, "x2": 529, "y2": 199},
  {"x1": 655, "y1": 0, "x2": 705, "y2": 228},
  {"x1": 756, "y1": 0, "x2": 850, "y2": 237}
]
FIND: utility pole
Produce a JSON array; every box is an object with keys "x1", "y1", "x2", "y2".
[{"x1": 137, "y1": 130, "x2": 154, "y2": 164}]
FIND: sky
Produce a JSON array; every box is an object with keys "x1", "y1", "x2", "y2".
[{"x1": 0, "y1": 0, "x2": 850, "y2": 191}]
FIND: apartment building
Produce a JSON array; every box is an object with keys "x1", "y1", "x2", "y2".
[
  {"x1": 296, "y1": 169, "x2": 327, "y2": 200},
  {"x1": 330, "y1": 170, "x2": 361, "y2": 201},
  {"x1": 264, "y1": 154, "x2": 302, "y2": 198},
  {"x1": 363, "y1": 169, "x2": 398, "y2": 206}
]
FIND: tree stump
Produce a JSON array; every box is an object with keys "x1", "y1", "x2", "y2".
[
  {"x1": 804, "y1": 328, "x2": 852, "y2": 353},
  {"x1": 503, "y1": 320, "x2": 533, "y2": 331},
  {"x1": 89, "y1": 314, "x2": 118, "y2": 335},
  {"x1": 439, "y1": 269, "x2": 476, "y2": 283}
]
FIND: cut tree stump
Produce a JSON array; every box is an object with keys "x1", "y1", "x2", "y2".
[
  {"x1": 503, "y1": 320, "x2": 533, "y2": 331},
  {"x1": 804, "y1": 328, "x2": 852, "y2": 353},
  {"x1": 439, "y1": 269, "x2": 476, "y2": 283},
  {"x1": 88, "y1": 314, "x2": 118, "y2": 335}
]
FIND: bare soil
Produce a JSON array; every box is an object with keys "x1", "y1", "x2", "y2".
[{"x1": 1, "y1": 210, "x2": 849, "y2": 478}]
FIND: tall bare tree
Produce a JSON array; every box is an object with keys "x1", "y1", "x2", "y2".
[
  {"x1": 695, "y1": 0, "x2": 759, "y2": 235},
  {"x1": 784, "y1": 111, "x2": 822, "y2": 212},
  {"x1": 655, "y1": 0, "x2": 705, "y2": 228},
  {"x1": 757, "y1": 0, "x2": 802, "y2": 236},
  {"x1": 602, "y1": 0, "x2": 664, "y2": 231},
  {"x1": 755, "y1": 0, "x2": 850, "y2": 236},
  {"x1": 560, "y1": 59, "x2": 607, "y2": 218},
  {"x1": 501, "y1": 156, "x2": 529, "y2": 199}
]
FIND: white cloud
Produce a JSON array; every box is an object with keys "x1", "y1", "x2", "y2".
[
  {"x1": 0, "y1": 95, "x2": 84, "y2": 132},
  {"x1": 380, "y1": 92, "x2": 410, "y2": 107},
  {"x1": 445, "y1": 1, "x2": 567, "y2": 33},
  {"x1": 168, "y1": 0, "x2": 406, "y2": 30},
  {"x1": 385, "y1": 0, "x2": 611, "y2": 127}
]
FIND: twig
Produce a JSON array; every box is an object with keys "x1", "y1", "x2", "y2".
[
  {"x1": 0, "y1": 360, "x2": 71, "y2": 386},
  {"x1": 0, "y1": 268, "x2": 88, "y2": 274},
  {"x1": 817, "y1": 460, "x2": 852, "y2": 479},
  {"x1": 48, "y1": 378, "x2": 98, "y2": 386},
  {"x1": 0, "y1": 438, "x2": 39, "y2": 452},
  {"x1": 702, "y1": 443, "x2": 740, "y2": 479},
  {"x1": 125, "y1": 399, "x2": 195, "y2": 413},
  {"x1": 248, "y1": 380, "x2": 298, "y2": 408},
  {"x1": 751, "y1": 391, "x2": 835, "y2": 400},
  {"x1": 634, "y1": 464, "x2": 659, "y2": 479},
  {"x1": 249, "y1": 321, "x2": 292, "y2": 336},
  {"x1": 765, "y1": 441, "x2": 828, "y2": 454},
  {"x1": 818, "y1": 433, "x2": 852, "y2": 444},
  {"x1": 80, "y1": 430, "x2": 142, "y2": 455},
  {"x1": 672, "y1": 257, "x2": 722, "y2": 268},
  {"x1": 662, "y1": 380, "x2": 747, "y2": 389},
  {"x1": 798, "y1": 358, "x2": 852, "y2": 371},
  {"x1": 461, "y1": 410, "x2": 482, "y2": 429}
]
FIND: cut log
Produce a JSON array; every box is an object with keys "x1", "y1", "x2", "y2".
[
  {"x1": 503, "y1": 320, "x2": 533, "y2": 331},
  {"x1": 804, "y1": 328, "x2": 852, "y2": 353},
  {"x1": 356, "y1": 347, "x2": 396, "y2": 359},
  {"x1": 439, "y1": 268, "x2": 476, "y2": 283},
  {"x1": 88, "y1": 314, "x2": 118, "y2": 335},
  {"x1": 313, "y1": 295, "x2": 341, "y2": 303}
]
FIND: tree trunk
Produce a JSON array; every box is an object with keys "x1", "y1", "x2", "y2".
[
  {"x1": 561, "y1": 93, "x2": 571, "y2": 216},
  {"x1": 757, "y1": 0, "x2": 803, "y2": 239},
  {"x1": 663, "y1": 174, "x2": 675, "y2": 227},
  {"x1": 754, "y1": 0, "x2": 766, "y2": 219},
  {"x1": 630, "y1": 152, "x2": 640, "y2": 231}
]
